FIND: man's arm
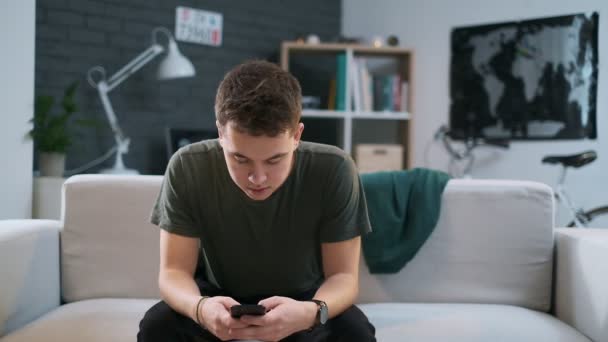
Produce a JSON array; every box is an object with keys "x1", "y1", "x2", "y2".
[
  {"x1": 158, "y1": 229, "x2": 201, "y2": 322},
  {"x1": 313, "y1": 235, "x2": 361, "y2": 318},
  {"x1": 263, "y1": 236, "x2": 362, "y2": 324},
  {"x1": 159, "y1": 230, "x2": 251, "y2": 339},
  {"x1": 237, "y1": 236, "x2": 362, "y2": 341}
]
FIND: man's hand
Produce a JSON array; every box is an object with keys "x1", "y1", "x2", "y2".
[
  {"x1": 198, "y1": 296, "x2": 252, "y2": 340},
  {"x1": 227, "y1": 296, "x2": 318, "y2": 341}
]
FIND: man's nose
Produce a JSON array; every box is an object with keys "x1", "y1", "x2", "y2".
[{"x1": 248, "y1": 166, "x2": 267, "y2": 185}]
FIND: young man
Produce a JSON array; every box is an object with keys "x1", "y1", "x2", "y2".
[{"x1": 138, "y1": 60, "x2": 375, "y2": 341}]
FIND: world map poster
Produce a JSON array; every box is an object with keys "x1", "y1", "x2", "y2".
[{"x1": 450, "y1": 13, "x2": 598, "y2": 140}]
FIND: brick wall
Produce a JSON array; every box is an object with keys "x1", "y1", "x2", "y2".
[{"x1": 36, "y1": 0, "x2": 341, "y2": 174}]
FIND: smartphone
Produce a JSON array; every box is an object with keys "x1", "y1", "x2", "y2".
[{"x1": 230, "y1": 304, "x2": 267, "y2": 318}]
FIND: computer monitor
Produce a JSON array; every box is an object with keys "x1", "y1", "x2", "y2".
[{"x1": 165, "y1": 127, "x2": 218, "y2": 159}]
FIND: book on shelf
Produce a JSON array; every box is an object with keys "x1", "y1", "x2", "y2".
[
  {"x1": 332, "y1": 54, "x2": 409, "y2": 114},
  {"x1": 350, "y1": 57, "x2": 362, "y2": 112},
  {"x1": 349, "y1": 57, "x2": 373, "y2": 112},
  {"x1": 327, "y1": 78, "x2": 336, "y2": 110},
  {"x1": 360, "y1": 59, "x2": 372, "y2": 112},
  {"x1": 335, "y1": 54, "x2": 347, "y2": 111},
  {"x1": 400, "y1": 81, "x2": 409, "y2": 113},
  {"x1": 349, "y1": 57, "x2": 408, "y2": 113},
  {"x1": 392, "y1": 74, "x2": 402, "y2": 111}
]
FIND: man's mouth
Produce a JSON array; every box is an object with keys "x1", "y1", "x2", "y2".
[{"x1": 248, "y1": 187, "x2": 269, "y2": 193}]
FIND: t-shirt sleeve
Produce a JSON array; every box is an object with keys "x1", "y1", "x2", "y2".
[
  {"x1": 150, "y1": 153, "x2": 199, "y2": 237},
  {"x1": 319, "y1": 155, "x2": 371, "y2": 242}
]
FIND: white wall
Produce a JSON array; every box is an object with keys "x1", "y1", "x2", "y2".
[
  {"x1": 343, "y1": 0, "x2": 607, "y2": 226},
  {"x1": 0, "y1": 0, "x2": 35, "y2": 219}
]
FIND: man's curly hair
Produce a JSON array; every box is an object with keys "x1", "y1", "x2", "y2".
[{"x1": 215, "y1": 60, "x2": 302, "y2": 136}]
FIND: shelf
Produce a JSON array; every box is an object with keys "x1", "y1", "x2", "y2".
[
  {"x1": 351, "y1": 111, "x2": 410, "y2": 120},
  {"x1": 282, "y1": 41, "x2": 412, "y2": 55},
  {"x1": 301, "y1": 110, "x2": 410, "y2": 120},
  {"x1": 301, "y1": 110, "x2": 348, "y2": 118}
]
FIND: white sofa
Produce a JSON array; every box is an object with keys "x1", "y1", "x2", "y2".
[{"x1": 0, "y1": 175, "x2": 606, "y2": 341}]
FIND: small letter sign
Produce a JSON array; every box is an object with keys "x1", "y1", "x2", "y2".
[{"x1": 175, "y1": 6, "x2": 223, "y2": 46}]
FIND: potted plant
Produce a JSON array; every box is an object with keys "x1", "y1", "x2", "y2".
[{"x1": 29, "y1": 81, "x2": 93, "y2": 177}]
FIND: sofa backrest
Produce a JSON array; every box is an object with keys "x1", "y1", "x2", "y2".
[
  {"x1": 357, "y1": 179, "x2": 555, "y2": 312},
  {"x1": 61, "y1": 175, "x2": 162, "y2": 302},
  {"x1": 61, "y1": 176, "x2": 554, "y2": 312}
]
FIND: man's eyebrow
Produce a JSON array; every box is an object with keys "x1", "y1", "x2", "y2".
[
  {"x1": 231, "y1": 152, "x2": 288, "y2": 161},
  {"x1": 266, "y1": 152, "x2": 288, "y2": 160},
  {"x1": 231, "y1": 152, "x2": 249, "y2": 159}
]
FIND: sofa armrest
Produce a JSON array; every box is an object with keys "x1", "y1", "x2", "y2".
[
  {"x1": 0, "y1": 220, "x2": 61, "y2": 337},
  {"x1": 554, "y1": 227, "x2": 608, "y2": 342}
]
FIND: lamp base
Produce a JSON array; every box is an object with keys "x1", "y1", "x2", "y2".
[{"x1": 101, "y1": 147, "x2": 139, "y2": 175}]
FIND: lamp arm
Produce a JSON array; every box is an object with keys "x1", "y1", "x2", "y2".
[
  {"x1": 105, "y1": 44, "x2": 164, "y2": 91},
  {"x1": 96, "y1": 81, "x2": 127, "y2": 148},
  {"x1": 81, "y1": 26, "x2": 190, "y2": 175},
  {"x1": 92, "y1": 43, "x2": 165, "y2": 154}
]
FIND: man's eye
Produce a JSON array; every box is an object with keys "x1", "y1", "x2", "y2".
[
  {"x1": 234, "y1": 157, "x2": 248, "y2": 164},
  {"x1": 267, "y1": 158, "x2": 281, "y2": 165}
]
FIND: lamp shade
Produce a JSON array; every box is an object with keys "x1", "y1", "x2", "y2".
[{"x1": 157, "y1": 39, "x2": 196, "y2": 80}]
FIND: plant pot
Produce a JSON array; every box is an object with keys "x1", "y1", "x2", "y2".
[{"x1": 39, "y1": 152, "x2": 66, "y2": 177}]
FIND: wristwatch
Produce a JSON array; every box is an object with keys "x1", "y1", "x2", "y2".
[{"x1": 310, "y1": 299, "x2": 328, "y2": 326}]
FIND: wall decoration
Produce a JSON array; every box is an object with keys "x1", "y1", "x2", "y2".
[
  {"x1": 450, "y1": 12, "x2": 598, "y2": 140},
  {"x1": 175, "y1": 6, "x2": 223, "y2": 46}
]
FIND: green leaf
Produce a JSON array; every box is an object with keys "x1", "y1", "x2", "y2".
[
  {"x1": 61, "y1": 81, "x2": 79, "y2": 114},
  {"x1": 28, "y1": 80, "x2": 91, "y2": 154},
  {"x1": 65, "y1": 81, "x2": 78, "y2": 97},
  {"x1": 74, "y1": 118, "x2": 101, "y2": 128},
  {"x1": 33, "y1": 95, "x2": 54, "y2": 127}
]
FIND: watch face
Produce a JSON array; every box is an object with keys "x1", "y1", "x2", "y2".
[
  {"x1": 311, "y1": 300, "x2": 329, "y2": 325},
  {"x1": 319, "y1": 302, "x2": 329, "y2": 324}
]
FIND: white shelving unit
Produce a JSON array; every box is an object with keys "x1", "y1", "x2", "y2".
[
  {"x1": 301, "y1": 110, "x2": 410, "y2": 153},
  {"x1": 281, "y1": 42, "x2": 414, "y2": 168}
]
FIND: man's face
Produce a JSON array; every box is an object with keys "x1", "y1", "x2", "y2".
[{"x1": 217, "y1": 121, "x2": 304, "y2": 201}]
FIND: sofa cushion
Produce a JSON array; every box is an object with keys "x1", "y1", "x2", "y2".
[
  {"x1": 0, "y1": 299, "x2": 157, "y2": 342},
  {"x1": 358, "y1": 180, "x2": 555, "y2": 312},
  {"x1": 359, "y1": 303, "x2": 591, "y2": 341},
  {"x1": 60, "y1": 176, "x2": 554, "y2": 313},
  {"x1": 0, "y1": 220, "x2": 61, "y2": 336},
  {"x1": 61, "y1": 175, "x2": 163, "y2": 302},
  {"x1": 0, "y1": 300, "x2": 590, "y2": 342}
]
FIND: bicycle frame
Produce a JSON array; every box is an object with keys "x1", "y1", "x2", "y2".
[
  {"x1": 440, "y1": 132, "x2": 475, "y2": 178},
  {"x1": 554, "y1": 166, "x2": 589, "y2": 228},
  {"x1": 435, "y1": 125, "x2": 510, "y2": 179}
]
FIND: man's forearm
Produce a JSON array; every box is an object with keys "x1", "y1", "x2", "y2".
[
  {"x1": 159, "y1": 269, "x2": 203, "y2": 321},
  {"x1": 312, "y1": 273, "x2": 358, "y2": 318}
]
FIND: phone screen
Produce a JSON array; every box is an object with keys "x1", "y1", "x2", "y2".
[{"x1": 230, "y1": 304, "x2": 267, "y2": 318}]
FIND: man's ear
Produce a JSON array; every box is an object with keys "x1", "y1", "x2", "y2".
[
  {"x1": 293, "y1": 122, "x2": 304, "y2": 148},
  {"x1": 216, "y1": 120, "x2": 224, "y2": 146}
]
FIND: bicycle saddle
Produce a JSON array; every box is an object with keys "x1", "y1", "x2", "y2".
[{"x1": 541, "y1": 150, "x2": 597, "y2": 168}]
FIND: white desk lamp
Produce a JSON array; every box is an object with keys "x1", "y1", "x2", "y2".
[{"x1": 87, "y1": 27, "x2": 195, "y2": 174}]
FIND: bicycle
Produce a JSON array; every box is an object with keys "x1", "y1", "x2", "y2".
[
  {"x1": 433, "y1": 125, "x2": 510, "y2": 179},
  {"x1": 435, "y1": 125, "x2": 607, "y2": 228},
  {"x1": 542, "y1": 150, "x2": 608, "y2": 228}
]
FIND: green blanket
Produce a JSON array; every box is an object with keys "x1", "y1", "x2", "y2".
[{"x1": 360, "y1": 168, "x2": 450, "y2": 273}]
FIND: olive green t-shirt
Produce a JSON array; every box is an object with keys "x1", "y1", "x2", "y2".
[{"x1": 150, "y1": 139, "x2": 371, "y2": 299}]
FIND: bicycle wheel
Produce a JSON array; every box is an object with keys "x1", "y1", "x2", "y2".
[{"x1": 567, "y1": 206, "x2": 608, "y2": 227}]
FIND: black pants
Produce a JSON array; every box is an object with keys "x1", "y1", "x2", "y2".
[{"x1": 137, "y1": 278, "x2": 375, "y2": 342}]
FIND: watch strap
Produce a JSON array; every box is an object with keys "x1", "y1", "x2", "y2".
[{"x1": 309, "y1": 299, "x2": 328, "y2": 326}]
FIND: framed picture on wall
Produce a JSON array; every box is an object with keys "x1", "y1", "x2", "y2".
[{"x1": 449, "y1": 12, "x2": 599, "y2": 140}]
